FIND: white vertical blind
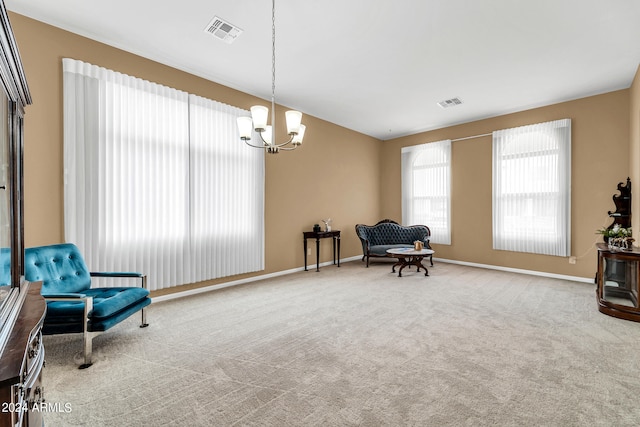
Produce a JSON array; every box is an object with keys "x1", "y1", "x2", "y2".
[
  {"x1": 63, "y1": 59, "x2": 264, "y2": 290},
  {"x1": 401, "y1": 140, "x2": 451, "y2": 244},
  {"x1": 492, "y1": 118, "x2": 571, "y2": 256},
  {"x1": 189, "y1": 94, "x2": 264, "y2": 281}
]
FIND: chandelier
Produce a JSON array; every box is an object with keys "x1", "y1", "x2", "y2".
[{"x1": 237, "y1": 0, "x2": 306, "y2": 154}]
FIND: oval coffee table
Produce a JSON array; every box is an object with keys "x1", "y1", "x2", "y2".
[{"x1": 386, "y1": 248, "x2": 435, "y2": 277}]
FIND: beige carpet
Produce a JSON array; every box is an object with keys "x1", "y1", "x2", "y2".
[{"x1": 41, "y1": 260, "x2": 640, "y2": 426}]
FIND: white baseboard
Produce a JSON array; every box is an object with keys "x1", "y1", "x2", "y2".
[
  {"x1": 151, "y1": 255, "x2": 362, "y2": 303},
  {"x1": 151, "y1": 254, "x2": 593, "y2": 303},
  {"x1": 432, "y1": 257, "x2": 595, "y2": 284}
]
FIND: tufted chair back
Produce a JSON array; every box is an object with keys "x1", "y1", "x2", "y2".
[{"x1": 24, "y1": 243, "x2": 92, "y2": 295}]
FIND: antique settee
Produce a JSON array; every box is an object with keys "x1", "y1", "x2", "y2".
[{"x1": 355, "y1": 219, "x2": 432, "y2": 267}]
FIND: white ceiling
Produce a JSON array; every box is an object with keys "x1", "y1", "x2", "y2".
[{"x1": 6, "y1": 0, "x2": 640, "y2": 140}]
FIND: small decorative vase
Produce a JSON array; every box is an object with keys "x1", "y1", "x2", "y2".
[{"x1": 626, "y1": 238, "x2": 635, "y2": 250}]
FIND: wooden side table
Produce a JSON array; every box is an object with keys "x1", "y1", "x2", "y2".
[{"x1": 303, "y1": 230, "x2": 341, "y2": 272}]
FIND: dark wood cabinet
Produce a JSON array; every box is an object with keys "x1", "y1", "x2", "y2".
[
  {"x1": 0, "y1": 283, "x2": 45, "y2": 427},
  {"x1": 596, "y1": 243, "x2": 640, "y2": 322},
  {"x1": 607, "y1": 177, "x2": 631, "y2": 229},
  {"x1": 0, "y1": 0, "x2": 42, "y2": 425},
  {"x1": 595, "y1": 178, "x2": 639, "y2": 321}
]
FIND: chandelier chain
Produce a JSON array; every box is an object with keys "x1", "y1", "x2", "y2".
[
  {"x1": 271, "y1": 0, "x2": 276, "y2": 143},
  {"x1": 272, "y1": 0, "x2": 276, "y2": 101},
  {"x1": 237, "y1": 0, "x2": 305, "y2": 153}
]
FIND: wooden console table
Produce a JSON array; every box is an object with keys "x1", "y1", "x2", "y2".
[
  {"x1": 596, "y1": 243, "x2": 640, "y2": 322},
  {"x1": 303, "y1": 230, "x2": 340, "y2": 272}
]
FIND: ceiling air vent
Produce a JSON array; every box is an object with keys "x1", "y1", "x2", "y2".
[
  {"x1": 204, "y1": 16, "x2": 243, "y2": 44},
  {"x1": 437, "y1": 97, "x2": 463, "y2": 109}
]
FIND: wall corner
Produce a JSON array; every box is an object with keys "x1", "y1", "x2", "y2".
[{"x1": 629, "y1": 63, "x2": 640, "y2": 235}]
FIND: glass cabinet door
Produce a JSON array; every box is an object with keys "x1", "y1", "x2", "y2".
[
  {"x1": 601, "y1": 256, "x2": 639, "y2": 309},
  {"x1": 0, "y1": 96, "x2": 10, "y2": 298}
]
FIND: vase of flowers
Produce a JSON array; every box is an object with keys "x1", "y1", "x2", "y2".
[{"x1": 596, "y1": 224, "x2": 634, "y2": 250}]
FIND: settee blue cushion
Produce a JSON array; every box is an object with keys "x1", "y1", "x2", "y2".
[{"x1": 368, "y1": 243, "x2": 416, "y2": 256}]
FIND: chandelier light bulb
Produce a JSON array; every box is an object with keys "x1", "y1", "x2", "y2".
[
  {"x1": 285, "y1": 110, "x2": 302, "y2": 135},
  {"x1": 250, "y1": 105, "x2": 269, "y2": 132},
  {"x1": 292, "y1": 124, "x2": 306, "y2": 145},
  {"x1": 237, "y1": 116, "x2": 253, "y2": 140}
]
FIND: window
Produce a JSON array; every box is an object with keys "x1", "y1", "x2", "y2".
[
  {"x1": 188, "y1": 94, "x2": 264, "y2": 282},
  {"x1": 492, "y1": 119, "x2": 571, "y2": 256},
  {"x1": 63, "y1": 59, "x2": 264, "y2": 291},
  {"x1": 401, "y1": 140, "x2": 451, "y2": 244}
]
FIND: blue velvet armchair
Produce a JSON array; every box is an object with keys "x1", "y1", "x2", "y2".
[{"x1": 24, "y1": 243, "x2": 151, "y2": 368}]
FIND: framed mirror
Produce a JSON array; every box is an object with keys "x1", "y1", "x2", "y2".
[
  {"x1": 0, "y1": 93, "x2": 12, "y2": 324},
  {"x1": 0, "y1": 0, "x2": 31, "y2": 355}
]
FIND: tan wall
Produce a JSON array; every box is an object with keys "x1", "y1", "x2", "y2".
[
  {"x1": 9, "y1": 11, "x2": 636, "y2": 288},
  {"x1": 631, "y1": 65, "x2": 640, "y2": 235},
  {"x1": 9, "y1": 13, "x2": 382, "y2": 295},
  {"x1": 381, "y1": 91, "x2": 631, "y2": 279}
]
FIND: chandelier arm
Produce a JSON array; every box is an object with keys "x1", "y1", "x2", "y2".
[
  {"x1": 244, "y1": 138, "x2": 270, "y2": 149},
  {"x1": 253, "y1": 129, "x2": 293, "y2": 149},
  {"x1": 253, "y1": 129, "x2": 294, "y2": 150},
  {"x1": 272, "y1": 135, "x2": 295, "y2": 148},
  {"x1": 255, "y1": 131, "x2": 274, "y2": 147}
]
